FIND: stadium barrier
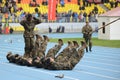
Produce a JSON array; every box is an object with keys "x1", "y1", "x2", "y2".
[{"x1": 1, "y1": 22, "x2": 98, "y2": 33}]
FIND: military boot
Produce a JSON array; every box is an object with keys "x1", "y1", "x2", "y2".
[
  {"x1": 43, "y1": 35, "x2": 49, "y2": 42},
  {"x1": 89, "y1": 42, "x2": 92, "y2": 52},
  {"x1": 73, "y1": 41, "x2": 79, "y2": 49},
  {"x1": 81, "y1": 41, "x2": 87, "y2": 49},
  {"x1": 58, "y1": 39, "x2": 63, "y2": 46}
]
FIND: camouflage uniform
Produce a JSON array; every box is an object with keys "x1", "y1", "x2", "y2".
[
  {"x1": 32, "y1": 39, "x2": 63, "y2": 68},
  {"x1": 32, "y1": 35, "x2": 49, "y2": 68},
  {"x1": 55, "y1": 41, "x2": 74, "y2": 62},
  {"x1": 46, "y1": 44, "x2": 62, "y2": 59},
  {"x1": 45, "y1": 39, "x2": 63, "y2": 59},
  {"x1": 51, "y1": 48, "x2": 77, "y2": 70},
  {"x1": 37, "y1": 35, "x2": 49, "y2": 58},
  {"x1": 20, "y1": 14, "x2": 41, "y2": 58},
  {"x1": 82, "y1": 22, "x2": 93, "y2": 52},
  {"x1": 45, "y1": 41, "x2": 85, "y2": 70}
]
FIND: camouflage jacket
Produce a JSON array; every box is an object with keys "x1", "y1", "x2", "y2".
[
  {"x1": 82, "y1": 25, "x2": 93, "y2": 38},
  {"x1": 20, "y1": 19, "x2": 41, "y2": 37}
]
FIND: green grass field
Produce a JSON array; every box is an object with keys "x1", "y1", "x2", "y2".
[{"x1": 50, "y1": 38, "x2": 120, "y2": 48}]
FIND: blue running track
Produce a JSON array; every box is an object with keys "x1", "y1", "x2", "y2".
[{"x1": 0, "y1": 33, "x2": 120, "y2": 80}]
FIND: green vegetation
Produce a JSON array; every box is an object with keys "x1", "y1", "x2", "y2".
[{"x1": 50, "y1": 38, "x2": 120, "y2": 48}]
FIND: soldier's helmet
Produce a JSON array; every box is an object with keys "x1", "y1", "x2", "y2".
[
  {"x1": 14, "y1": 54, "x2": 19, "y2": 58},
  {"x1": 26, "y1": 13, "x2": 32, "y2": 18},
  {"x1": 6, "y1": 52, "x2": 12, "y2": 61},
  {"x1": 25, "y1": 14, "x2": 32, "y2": 20}
]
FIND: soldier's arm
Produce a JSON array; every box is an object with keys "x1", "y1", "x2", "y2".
[
  {"x1": 41, "y1": 45, "x2": 47, "y2": 53},
  {"x1": 33, "y1": 17, "x2": 42, "y2": 25},
  {"x1": 89, "y1": 26, "x2": 93, "y2": 34},
  {"x1": 20, "y1": 20, "x2": 26, "y2": 26},
  {"x1": 82, "y1": 26, "x2": 86, "y2": 34}
]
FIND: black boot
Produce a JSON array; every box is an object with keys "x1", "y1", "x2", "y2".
[
  {"x1": 89, "y1": 42, "x2": 92, "y2": 52},
  {"x1": 86, "y1": 47, "x2": 88, "y2": 52}
]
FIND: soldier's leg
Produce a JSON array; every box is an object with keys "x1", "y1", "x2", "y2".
[
  {"x1": 84, "y1": 38, "x2": 88, "y2": 52},
  {"x1": 46, "y1": 45, "x2": 61, "y2": 58},
  {"x1": 78, "y1": 41, "x2": 86, "y2": 58},
  {"x1": 46, "y1": 39, "x2": 63, "y2": 59},
  {"x1": 45, "y1": 60, "x2": 73, "y2": 70},
  {"x1": 89, "y1": 39, "x2": 92, "y2": 52},
  {"x1": 24, "y1": 37, "x2": 31, "y2": 58},
  {"x1": 6, "y1": 52, "x2": 13, "y2": 62},
  {"x1": 29, "y1": 37, "x2": 35, "y2": 58}
]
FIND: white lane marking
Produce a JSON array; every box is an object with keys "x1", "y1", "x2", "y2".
[
  {"x1": 75, "y1": 70, "x2": 120, "y2": 80},
  {"x1": 0, "y1": 62, "x2": 79, "y2": 80},
  {"x1": 85, "y1": 54, "x2": 120, "y2": 60},
  {"x1": 0, "y1": 69, "x2": 43, "y2": 80},
  {"x1": 79, "y1": 64, "x2": 120, "y2": 73},
  {"x1": 84, "y1": 56, "x2": 120, "y2": 62},
  {"x1": 83, "y1": 60, "x2": 120, "y2": 67},
  {"x1": 1, "y1": 48, "x2": 120, "y2": 67}
]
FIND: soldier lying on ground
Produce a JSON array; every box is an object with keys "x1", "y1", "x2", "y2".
[
  {"x1": 32, "y1": 38, "x2": 63, "y2": 68},
  {"x1": 31, "y1": 34, "x2": 49, "y2": 58},
  {"x1": 6, "y1": 34, "x2": 49, "y2": 66},
  {"x1": 43, "y1": 41, "x2": 86, "y2": 70},
  {"x1": 33, "y1": 40, "x2": 86, "y2": 70},
  {"x1": 6, "y1": 38, "x2": 63, "y2": 67},
  {"x1": 6, "y1": 38, "x2": 86, "y2": 70}
]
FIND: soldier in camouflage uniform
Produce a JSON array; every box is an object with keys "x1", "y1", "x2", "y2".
[
  {"x1": 31, "y1": 39, "x2": 63, "y2": 68},
  {"x1": 6, "y1": 52, "x2": 31, "y2": 66},
  {"x1": 82, "y1": 21, "x2": 93, "y2": 52},
  {"x1": 45, "y1": 39, "x2": 63, "y2": 59},
  {"x1": 39, "y1": 35, "x2": 49, "y2": 57},
  {"x1": 20, "y1": 13, "x2": 41, "y2": 58},
  {"x1": 31, "y1": 34, "x2": 49, "y2": 57},
  {"x1": 43, "y1": 41, "x2": 86, "y2": 70},
  {"x1": 55, "y1": 41, "x2": 74, "y2": 62},
  {"x1": 32, "y1": 34, "x2": 49, "y2": 68},
  {"x1": 33, "y1": 34, "x2": 43, "y2": 58}
]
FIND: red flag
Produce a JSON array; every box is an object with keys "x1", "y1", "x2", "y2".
[{"x1": 48, "y1": 0, "x2": 56, "y2": 21}]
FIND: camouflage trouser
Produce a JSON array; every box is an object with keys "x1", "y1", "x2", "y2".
[
  {"x1": 46, "y1": 45, "x2": 61, "y2": 59},
  {"x1": 24, "y1": 37, "x2": 35, "y2": 58},
  {"x1": 47, "y1": 61, "x2": 73, "y2": 70},
  {"x1": 84, "y1": 37, "x2": 92, "y2": 52}
]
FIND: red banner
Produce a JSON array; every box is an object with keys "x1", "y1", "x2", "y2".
[{"x1": 48, "y1": 0, "x2": 56, "y2": 21}]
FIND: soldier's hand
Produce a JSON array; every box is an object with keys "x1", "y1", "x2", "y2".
[
  {"x1": 33, "y1": 17, "x2": 37, "y2": 20},
  {"x1": 89, "y1": 32, "x2": 92, "y2": 35},
  {"x1": 50, "y1": 57, "x2": 54, "y2": 62}
]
